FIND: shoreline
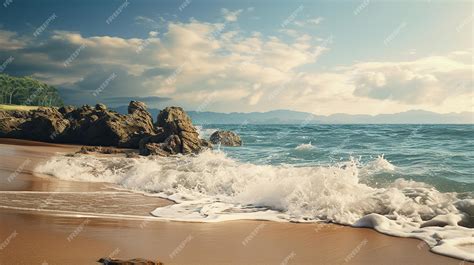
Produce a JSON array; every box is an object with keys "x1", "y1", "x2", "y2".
[
  {"x1": 0, "y1": 138, "x2": 471, "y2": 264},
  {"x1": 1, "y1": 207, "x2": 467, "y2": 265}
]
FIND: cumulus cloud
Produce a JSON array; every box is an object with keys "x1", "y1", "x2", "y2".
[
  {"x1": 0, "y1": 16, "x2": 471, "y2": 114},
  {"x1": 350, "y1": 55, "x2": 473, "y2": 104},
  {"x1": 0, "y1": 18, "x2": 327, "y2": 109}
]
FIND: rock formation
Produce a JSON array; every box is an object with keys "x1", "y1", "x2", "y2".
[
  {"x1": 139, "y1": 107, "x2": 212, "y2": 156},
  {"x1": 0, "y1": 101, "x2": 211, "y2": 156},
  {"x1": 0, "y1": 110, "x2": 30, "y2": 138},
  {"x1": 57, "y1": 102, "x2": 157, "y2": 148},
  {"x1": 209, "y1": 130, "x2": 242, "y2": 146}
]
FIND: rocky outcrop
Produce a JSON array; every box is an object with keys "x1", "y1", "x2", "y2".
[
  {"x1": 0, "y1": 110, "x2": 29, "y2": 137},
  {"x1": 58, "y1": 102, "x2": 157, "y2": 148},
  {"x1": 77, "y1": 146, "x2": 127, "y2": 155},
  {"x1": 155, "y1": 106, "x2": 202, "y2": 155},
  {"x1": 11, "y1": 107, "x2": 70, "y2": 142},
  {"x1": 210, "y1": 130, "x2": 242, "y2": 146},
  {"x1": 138, "y1": 107, "x2": 212, "y2": 156},
  {"x1": 95, "y1": 103, "x2": 107, "y2": 111},
  {"x1": 0, "y1": 102, "x2": 212, "y2": 156}
]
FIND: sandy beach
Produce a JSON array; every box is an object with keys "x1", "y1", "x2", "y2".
[{"x1": 0, "y1": 139, "x2": 470, "y2": 265}]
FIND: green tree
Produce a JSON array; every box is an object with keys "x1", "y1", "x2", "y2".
[{"x1": 0, "y1": 74, "x2": 64, "y2": 106}]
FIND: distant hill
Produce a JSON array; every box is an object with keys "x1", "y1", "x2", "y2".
[
  {"x1": 190, "y1": 110, "x2": 474, "y2": 124},
  {"x1": 0, "y1": 74, "x2": 63, "y2": 106},
  {"x1": 112, "y1": 106, "x2": 473, "y2": 124},
  {"x1": 189, "y1": 109, "x2": 319, "y2": 124}
]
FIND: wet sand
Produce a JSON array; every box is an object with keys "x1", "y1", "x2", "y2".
[{"x1": 0, "y1": 138, "x2": 470, "y2": 264}]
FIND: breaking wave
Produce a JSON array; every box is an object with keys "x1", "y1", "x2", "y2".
[
  {"x1": 36, "y1": 150, "x2": 474, "y2": 261},
  {"x1": 195, "y1": 125, "x2": 218, "y2": 139},
  {"x1": 295, "y1": 142, "x2": 315, "y2": 151}
]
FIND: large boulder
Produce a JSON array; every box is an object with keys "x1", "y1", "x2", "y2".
[
  {"x1": 18, "y1": 107, "x2": 70, "y2": 141},
  {"x1": 115, "y1": 101, "x2": 156, "y2": 148},
  {"x1": 138, "y1": 107, "x2": 212, "y2": 156},
  {"x1": 126, "y1": 100, "x2": 155, "y2": 145},
  {"x1": 128, "y1": 101, "x2": 146, "y2": 114},
  {"x1": 139, "y1": 134, "x2": 182, "y2": 156},
  {"x1": 60, "y1": 101, "x2": 157, "y2": 148},
  {"x1": 0, "y1": 110, "x2": 29, "y2": 137},
  {"x1": 210, "y1": 130, "x2": 242, "y2": 146},
  {"x1": 156, "y1": 107, "x2": 204, "y2": 154},
  {"x1": 95, "y1": 103, "x2": 107, "y2": 111},
  {"x1": 58, "y1": 105, "x2": 75, "y2": 115}
]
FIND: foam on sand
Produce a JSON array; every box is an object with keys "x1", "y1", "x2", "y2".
[{"x1": 36, "y1": 150, "x2": 474, "y2": 261}]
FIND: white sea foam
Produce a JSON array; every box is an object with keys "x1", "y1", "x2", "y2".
[
  {"x1": 35, "y1": 151, "x2": 474, "y2": 261},
  {"x1": 363, "y1": 154, "x2": 395, "y2": 171},
  {"x1": 195, "y1": 126, "x2": 218, "y2": 139},
  {"x1": 295, "y1": 142, "x2": 314, "y2": 151}
]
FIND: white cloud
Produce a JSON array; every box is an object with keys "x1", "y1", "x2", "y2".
[
  {"x1": 293, "y1": 16, "x2": 324, "y2": 27},
  {"x1": 221, "y1": 8, "x2": 243, "y2": 22},
  {"x1": 308, "y1": 17, "x2": 324, "y2": 25},
  {"x1": 350, "y1": 55, "x2": 473, "y2": 104},
  {"x1": 0, "y1": 30, "x2": 28, "y2": 50},
  {"x1": 0, "y1": 18, "x2": 471, "y2": 115},
  {"x1": 279, "y1": 29, "x2": 299, "y2": 37},
  {"x1": 134, "y1": 16, "x2": 165, "y2": 29}
]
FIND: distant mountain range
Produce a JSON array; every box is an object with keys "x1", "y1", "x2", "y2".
[{"x1": 113, "y1": 106, "x2": 473, "y2": 124}]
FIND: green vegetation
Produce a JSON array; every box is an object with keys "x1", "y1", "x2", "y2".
[{"x1": 0, "y1": 73, "x2": 64, "y2": 107}]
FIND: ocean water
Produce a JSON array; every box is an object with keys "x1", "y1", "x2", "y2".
[
  {"x1": 37, "y1": 124, "x2": 474, "y2": 261},
  {"x1": 198, "y1": 124, "x2": 474, "y2": 192}
]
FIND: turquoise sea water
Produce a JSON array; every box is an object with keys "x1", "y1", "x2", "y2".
[{"x1": 199, "y1": 124, "x2": 474, "y2": 194}]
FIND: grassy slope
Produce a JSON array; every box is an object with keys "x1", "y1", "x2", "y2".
[{"x1": 0, "y1": 104, "x2": 39, "y2": 111}]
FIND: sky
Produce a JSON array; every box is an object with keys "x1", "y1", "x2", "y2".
[{"x1": 0, "y1": 0, "x2": 472, "y2": 115}]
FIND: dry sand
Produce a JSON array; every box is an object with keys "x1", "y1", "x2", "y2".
[{"x1": 0, "y1": 138, "x2": 470, "y2": 265}]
